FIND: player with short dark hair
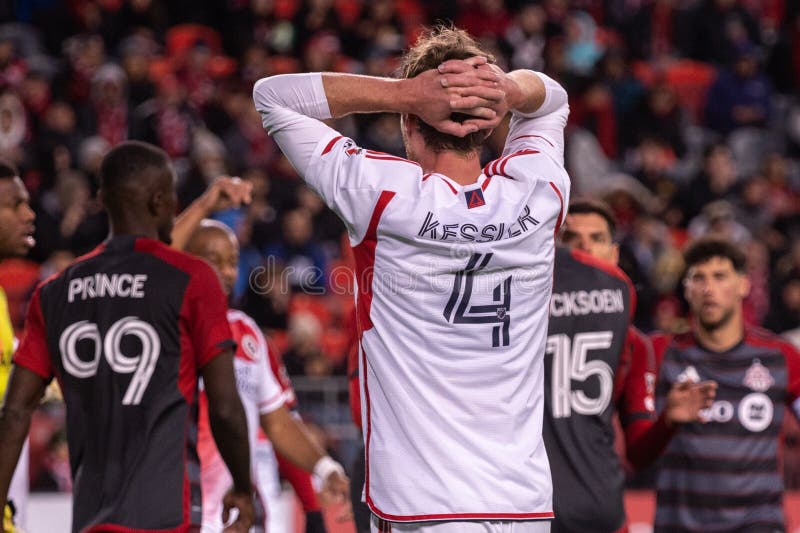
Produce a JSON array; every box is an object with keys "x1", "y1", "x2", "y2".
[
  {"x1": 0, "y1": 159, "x2": 35, "y2": 532},
  {"x1": 653, "y1": 236, "x2": 800, "y2": 532},
  {"x1": 0, "y1": 141, "x2": 255, "y2": 533},
  {"x1": 255, "y1": 24, "x2": 568, "y2": 533},
  {"x1": 546, "y1": 198, "x2": 716, "y2": 533}
]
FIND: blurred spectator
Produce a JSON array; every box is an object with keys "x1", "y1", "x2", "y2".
[
  {"x1": 687, "y1": 200, "x2": 752, "y2": 244},
  {"x1": 31, "y1": 430, "x2": 71, "y2": 493},
  {"x1": 563, "y1": 11, "x2": 603, "y2": 75},
  {"x1": 501, "y1": 2, "x2": 547, "y2": 71},
  {"x1": 0, "y1": 37, "x2": 26, "y2": 90},
  {"x1": 624, "y1": 83, "x2": 687, "y2": 158},
  {"x1": 265, "y1": 208, "x2": 328, "y2": 294},
  {"x1": 705, "y1": 43, "x2": 772, "y2": 135},
  {"x1": 624, "y1": 0, "x2": 693, "y2": 61},
  {"x1": 689, "y1": 0, "x2": 761, "y2": 65},
  {"x1": 283, "y1": 311, "x2": 324, "y2": 376},
  {"x1": 676, "y1": 143, "x2": 739, "y2": 224},
  {"x1": 0, "y1": 91, "x2": 27, "y2": 167},
  {"x1": 569, "y1": 80, "x2": 617, "y2": 157},
  {"x1": 119, "y1": 35, "x2": 157, "y2": 108},
  {"x1": 596, "y1": 49, "x2": 644, "y2": 127},
  {"x1": 80, "y1": 63, "x2": 129, "y2": 147},
  {"x1": 131, "y1": 73, "x2": 196, "y2": 161},
  {"x1": 31, "y1": 170, "x2": 107, "y2": 262},
  {"x1": 457, "y1": 0, "x2": 512, "y2": 41}
]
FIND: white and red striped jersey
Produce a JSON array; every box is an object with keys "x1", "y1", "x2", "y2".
[
  {"x1": 254, "y1": 71, "x2": 570, "y2": 522},
  {"x1": 198, "y1": 309, "x2": 285, "y2": 532}
]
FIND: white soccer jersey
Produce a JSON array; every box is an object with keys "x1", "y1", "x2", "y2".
[
  {"x1": 254, "y1": 71, "x2": 570, "y2": 522},
  {"x1": 198, "y1": 309, "x2": 285, "y2": 532}
]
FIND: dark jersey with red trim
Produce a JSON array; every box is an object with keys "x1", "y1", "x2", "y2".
[
  {"x1": 544, "y1": 247, "x2": 654, "y2": 533},
  {"x1": 13, "y1": 236, "x2": 234, "y2": 533},
  {"x1": 653, "y1": 328, "x2": 800, "y2": 533}
]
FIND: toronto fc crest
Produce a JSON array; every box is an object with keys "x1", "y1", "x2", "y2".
[{"x1": 743, "y1": 359, "x2": 774, "y2": 392}]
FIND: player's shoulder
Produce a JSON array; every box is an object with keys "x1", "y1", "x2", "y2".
[
  {"x1": 745, "y1": 326, "x2": 800, "y2": 357},
  {"x1": 227, "y1": 309, "x2": 262, "y2": 336},
  {"x1": 37, "y1": 242, "x2": 108, "y2": 295},
  {"x1": 559, "y1": 247, "x2": 632, "y2": 287},
  {"x1": 135, "y1": 238, "x2": 217, "y2": 279}
]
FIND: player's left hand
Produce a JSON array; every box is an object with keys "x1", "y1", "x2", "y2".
[
  {"x1": 319, "y1": 469, "x2": 350, "y2": 505},
  {"x1": 221, "y1": 488, "x2": 255, "y2": 533},
  {"x1": 665, "y1": 380, "x2": 718, "y2": 424}
]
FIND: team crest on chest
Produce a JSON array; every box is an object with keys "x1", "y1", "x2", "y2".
[
  {"x1": 677, "y1": 365, "x2": 701, "y2": 384},
  {"x1": 743, "y1": 359, "x2": 774, "y2": 392}
]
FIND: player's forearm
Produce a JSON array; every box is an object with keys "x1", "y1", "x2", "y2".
[
  {"x1": 624, "y1": 413, "x2": 675, "y2": 471},
  {"x1": 260, "y1": 407, "x2": 325, "y2": 473},
  {"x1": 321, "y1": 73, "x2": 414, "y2": 118},
  {"x1": 0, "y1": 404, "x2": 33, "y2": 506},
  {"x1": 171, "y1": 198, "x2": 209, "y2": 251},
  {"x1": 208, "y1": 400, "x2": 252, "y2": 492},
  {"x1": 505, "y1": 70, "x2": 565, "y2": 116}
]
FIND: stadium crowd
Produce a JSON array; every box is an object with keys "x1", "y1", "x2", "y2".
[{"x1": 0, "y1": 0, "x2": 799, "y2": 508}]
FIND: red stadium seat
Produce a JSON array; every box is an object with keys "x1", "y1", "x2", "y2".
[
  {"x1": 165, "y1": 24, "x2": 222, "y2": 58},
  {"x1": 664, "y1": 60, "x2": 717, "y2": 123}
]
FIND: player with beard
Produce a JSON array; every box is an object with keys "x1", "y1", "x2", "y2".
[
  {"x1": 0, "y1": 159, "x2": 35, "y2": 532},
  {"x1": 544, "y1": 198, "x2": 716, "y2": 533},
  {"x1": 652, "y1": 237, "x2": 800, "y2": 533}
]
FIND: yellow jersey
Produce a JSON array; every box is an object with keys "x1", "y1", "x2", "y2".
[{"x1": 0, "y1": 287, "x2": 15, "y2": 401}]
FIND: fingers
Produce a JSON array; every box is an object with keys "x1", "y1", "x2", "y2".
[
  {"x1": 435, "y1": 120, "x2": 480, "y2": 137},
  {"x1": 221, "y1": 502, "x2": 230, "y2": 525},
  {"x1": 441, "y1": 69, "x2": 500, "y2": 88},
  {"x1": 449, "y1": 85, "x2": 505, "y2": 104},
  {"x1": 438, "y1": 56, "x2": 489, "y2": 74}
]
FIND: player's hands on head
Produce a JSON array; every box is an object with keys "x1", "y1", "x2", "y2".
[
  {"x1": 665, "y1": 380, "x2": 718, "y2": 424},
  {"x1": 406, "y1": 56, "x2": 503, "y2": 137},
  {"x1": 201, "y1": 176, "x2": 253, "y2": 215},
  {"x1": 221, "y1": 488, "x2": 255, "y2": 533},
  {"x1": 437, "y1": 57, "x2": 513, "y2": 134}
]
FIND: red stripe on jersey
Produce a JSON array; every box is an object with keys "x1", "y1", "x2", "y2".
[
  {"x1": 490, "y1": 156, "x2": 503, "y2": 176},
  {"x1": 321, "y1": 135, "x2": 343, "y2": 155},
  {"x1": 365, "y1": 150, "x2": 421, "y2": 166},
  {"x1": 499, "y1": 149, "x2": 540, "y2": 176},
  {"x1": 481, "y1": 177, "x2": 492, "y2": 191},
  {"x1": 422, "y1": 173, "x2": 432, "y2": 181},
  {"x1": 510, "y1": 133, "x2": 555, "y2": 147},
  {"x1": 352, "y1": 191, "x2": 395, "y2": 333},
  {"x1": 549, "y1": 181, "x2": 564, "y2": 236},
  {"x1": 439, "y1": 177, "x2": 458, "y2": 194},
  {"x1": 362, "y1": 341, "x2": 375, "y2": 518}
]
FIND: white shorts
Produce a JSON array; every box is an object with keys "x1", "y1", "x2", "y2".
[{"x1": 370, "y1": 516, "x2": 551, "y2": 533}]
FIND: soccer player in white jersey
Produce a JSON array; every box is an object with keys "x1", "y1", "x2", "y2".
[
  {"x1": 171, "y1": 187, "x2": 349, "y2": 532},
  {"x1": 254, "y1": 26, "x2": 569, "y2": 533}
]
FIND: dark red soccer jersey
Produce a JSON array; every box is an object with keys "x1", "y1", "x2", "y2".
[
  {"x1": 544, "y1": 247, "x2": 655, "y2": 533},
  {"x1": 13, "y1": 236, "x2": 234, "y2": 533}
]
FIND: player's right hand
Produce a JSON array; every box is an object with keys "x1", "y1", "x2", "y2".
[
  {"x1": 201, "y1": 176, "x2": 253, "y2": 215},
  {"x1": 221, "y1": 489, "x2": 255, "y2": 533},
  {"x1": 665, "y1": 380, "x2": 718, "y2": 424}
]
